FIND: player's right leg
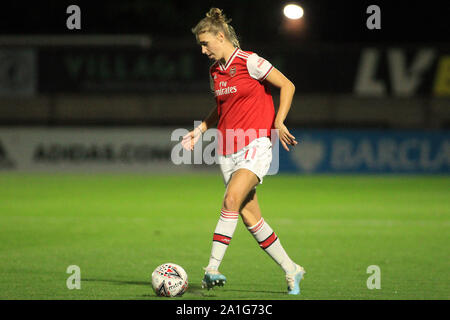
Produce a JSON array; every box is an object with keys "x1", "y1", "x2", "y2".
[{"x1": 203, "y1": 168, "x2": 259, "y2": 290}]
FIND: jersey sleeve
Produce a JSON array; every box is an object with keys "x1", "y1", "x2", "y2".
[{"x1": 246, "y1": 53, "x2": 274, "y2": 81}]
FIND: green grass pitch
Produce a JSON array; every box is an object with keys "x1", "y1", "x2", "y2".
[{"x1": 0, "y1": 173, "x2": 448, "y2": 300}]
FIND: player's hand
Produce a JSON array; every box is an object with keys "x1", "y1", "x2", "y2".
[
  {"x1": 181, "y1": 127, "x2": 202, "y2": 151},
  {"x1": 275, "y1": 122, "x2": 298, "y2": 152}
]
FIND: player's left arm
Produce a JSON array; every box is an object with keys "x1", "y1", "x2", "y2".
[{"x1": 265, "y1": 68, "x2": 298, "y2": 151}]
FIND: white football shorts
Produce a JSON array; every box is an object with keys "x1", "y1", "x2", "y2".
[{"x1": 219, "y1": 136, "x2": 272, "y2": 186}]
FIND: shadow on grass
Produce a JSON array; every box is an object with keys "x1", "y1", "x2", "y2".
[
  {"x1": 83, "y1": 279, "x2": 284, "y2": 296},
  {"x1": 140, "y1": 283, "x2": 213, "y2": 298},
  {"x1": 185, "y1": 283, "x2": 284, "y2": 296},
  {"x1": 83, "y1": 279, "x2": 213, "y2": 297},
  {"x1": 188, "y1": 283, "x2": 285, "y2": 296},
  {"x1": 83, "y1": 278, "x2": 149, "y2": 286}
]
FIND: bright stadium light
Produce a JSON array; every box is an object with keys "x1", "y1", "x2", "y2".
[{"x1": 283, "y1": 3, "x2": 304, "y2": 20}]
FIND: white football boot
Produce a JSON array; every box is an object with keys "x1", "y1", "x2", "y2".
[{"x1": 286, "y1": 264, "x2": 306, "y2": 295}]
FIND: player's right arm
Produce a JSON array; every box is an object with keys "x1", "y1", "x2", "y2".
[
  {"x1": 181, "y1": 106, "x2": 218, "y2": 151},
  {"x1": 200, "y1": 106, "x2": 219, "y2": 132},
  {"x1": 182, "y1": 64, "x2": 219, "y2": 151}
]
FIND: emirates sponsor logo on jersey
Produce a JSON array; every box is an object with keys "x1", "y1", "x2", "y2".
[
  {"x1": 215, "y1": 86, "x2": 237, "y2": 96},
  {"x1": 215, "y1": 81, "x2": 237, "y2": 97}
]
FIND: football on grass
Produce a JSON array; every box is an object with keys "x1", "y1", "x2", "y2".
[{"x1": 151, "y1": 263, "x2": 188, "y2": 297}]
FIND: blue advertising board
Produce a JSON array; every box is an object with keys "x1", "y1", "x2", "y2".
[{"x1": 279, "y1": 130, "x2": 450, "y2": 174}]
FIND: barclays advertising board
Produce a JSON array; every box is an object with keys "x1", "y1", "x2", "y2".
[{"x1": 280, "y1": 130, "x2": 450, "y2": 174}]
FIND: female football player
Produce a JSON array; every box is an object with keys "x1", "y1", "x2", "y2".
[{"x1": 182, "y1": 8, "x2": 305, "y2": 295}]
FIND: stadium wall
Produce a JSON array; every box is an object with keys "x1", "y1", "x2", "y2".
[{"x1": 0, "y1": 127, "x2": 448, "y2": 174}]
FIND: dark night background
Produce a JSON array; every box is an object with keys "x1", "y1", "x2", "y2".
[
  {"x1": 0, "y1": 0, "x2": 448, "y2": 129},
  {"x1": 1, "y1": 0, "x2": 448, "y2": 44}
]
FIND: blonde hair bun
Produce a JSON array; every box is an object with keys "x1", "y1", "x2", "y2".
[
  {"x1": 192, "y1": 7, "x2": 240, "y2": 48},
  {"x1": 206, "y1": 8, "x2": 231, "y2": 24}
]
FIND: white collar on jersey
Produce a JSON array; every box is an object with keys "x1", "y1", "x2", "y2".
[{"x1": 219, "y1": 47, "x2": 239, "y2": 71}]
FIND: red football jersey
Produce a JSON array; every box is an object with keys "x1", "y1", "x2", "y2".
[{"x1": 210, "y1": 48, "x2": 275, "y2": 155}]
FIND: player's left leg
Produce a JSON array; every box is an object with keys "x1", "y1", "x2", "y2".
[{"x1": 241, "y1": 190, "x2": 306, "y2": 294}]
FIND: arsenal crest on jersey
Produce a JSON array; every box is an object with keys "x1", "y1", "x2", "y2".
[{"x1": 229, "y1": 66, "x2": 236, "y2": 77}]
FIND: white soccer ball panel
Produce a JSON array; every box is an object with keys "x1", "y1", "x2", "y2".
[{"x1": 151, "y1": 263, "x2": 188, "y2": 297}]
